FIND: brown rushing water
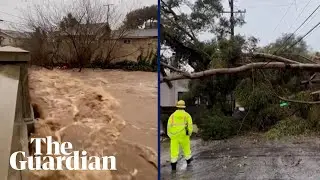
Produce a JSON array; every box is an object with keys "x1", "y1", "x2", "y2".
[{"x1": 27, "y1": 67, "x2": 157, "y2": 180}]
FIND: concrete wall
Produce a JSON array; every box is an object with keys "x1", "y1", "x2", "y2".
[
  {"x1": 1, "y1": 64, "x2": 30, "y2": 180},
  {"x1": 0, "y1": 48, "x2": 31, "y2": 179},
  {"x1": 0, "y1": 52, "x2": 30, "y2": 62},
  {"x1": 0, "y1": 65, "x2": 20, "y2": 180}
]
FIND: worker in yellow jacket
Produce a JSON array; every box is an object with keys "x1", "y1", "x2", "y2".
[{"x1": 167, "y1": 100, "x2": 193, "y2": 171}]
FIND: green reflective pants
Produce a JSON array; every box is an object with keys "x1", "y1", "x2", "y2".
[{"x1": 170, "y1": 135, "x2": 192, "y2": 163}]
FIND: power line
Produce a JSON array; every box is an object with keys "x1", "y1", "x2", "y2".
[
  {"x1": 260, "y1": 3, "x2": 320, "y2": 69},
  {"x1": 288, "y1": 20, "x2": 320, "y2": 49},
  {"x1": 245, "y1": 4, "x2": 302, "y2": 9},
  {"x1": 290, "y1": 0, "x2": 312, "y2": 26},
  {"x1": 274, "y1": 3, "x2": 320, "y2": 54},
  {"x1": 272, "y1": 0, "x2": 295, "y2": 35},
  {"x1": 0, "y1": 10, "x2": 27, "y2": 20},
  {"x1": 0, "y1": 18, "x2": 25, "y2": 25}
]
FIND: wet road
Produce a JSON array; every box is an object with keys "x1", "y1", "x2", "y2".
[{"x1": 161, "y1": 136, "x2": 320, "y2": 180}]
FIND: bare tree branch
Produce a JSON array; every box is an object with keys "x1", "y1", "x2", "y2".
[
  {"x1": 21, "y1": 0, "x2": 139, "y2": 69},
  {"x1": 160, "y1": 61, "x2": 191, "y2": 78},
  {"x1": 280, "y1": 53, "x2": 317, "y2": 64},
  {"x1": 246, "y1": 52, "x2": 301, "y2": 64},
  {"x1": 301, "y1": 79, "x2": 320, "y2": 84}
]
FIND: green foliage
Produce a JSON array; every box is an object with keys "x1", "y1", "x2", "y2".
[
  {"x1": 290, "y1": 91, "x2": 313, "y2": 119},
  {"x1": 198, "y1": 108, "x2": 239, "y2": 140},
  {"x1": 265, "y1": 116, "x2": 308, "y2": 140},
  {"x1": 162, "y1": 0, "x2": 317, "y2": 140},
  {"x1": 104, "y1": 60, "x2": 156, "y2": 72},
  {"x1": 262, "y1": 33, "x2": 308, "y2": 55},
  {"x1": 308, "y1": 105, "x2": 320, "y2": 129},
  {"x1": 123, "y1": 5, "x2": 157, "y2": 29},
  {"x1": 90, "y1": 50, "x2": 157, "y2": 72}
]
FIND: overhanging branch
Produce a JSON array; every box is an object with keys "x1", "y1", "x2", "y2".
[
  {"x1": 160, "y1": 62, "x2": 320, "y2": 82},
  {"x1": 160, "y1": 62, "x2": 191, "y2": 78},
  {"x1": 246, "y1": 52, "x2": 301, "y2": 64}
]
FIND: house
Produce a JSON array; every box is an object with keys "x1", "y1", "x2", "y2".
[
  {"x1": 49, "y1": 24, "x2": 157, "y2": 63},
  {"x1": 112, "y1": 28, "x2": 157, "y2": 62},
  {"x1": 160, "y1": 69, "x2": 190, "y2": 107},
  {"x1": 0, "y1": 29, "x2": 29, "y2": 47}
]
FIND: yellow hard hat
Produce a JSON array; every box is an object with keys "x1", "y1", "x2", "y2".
[{"x1": 176, "y1": 100, "x2": 186, "y2": 108}]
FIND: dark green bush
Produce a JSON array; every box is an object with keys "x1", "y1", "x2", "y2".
[
  {"x1": 198, "y1": 108, "x2": 239, "y2": 140},
  {"x1": 90, "y1": 56, "x2": 157, "y2": 72}
]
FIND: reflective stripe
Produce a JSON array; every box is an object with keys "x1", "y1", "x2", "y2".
[
  {"x1": 185, "y1": 155, "x2": 192, "y2": 160},
  {"x1": 169, "y1": 115, "x2": 187, "y2": 126},
  {"x1": 170, "y1": 123, "x2": 186, "y2": 126},
  {"x1": 171, "y1": 158, "x2": 178, "y2": 163},
  {"x1": 168, "y1": 127, "x2": 185, "y2": 136},
  {"x1": 168, "y1": 114, "x2": 188, "y2": 136}
]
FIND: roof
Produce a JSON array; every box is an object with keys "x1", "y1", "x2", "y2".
[
  {"x1": 0, "y1": 29, "x2": 30, "y2": 39},
  {"x1": 0, "y1": 46, "x2": 29, "y2": 53},
  {"x1": 124, "y1": 29, "x2": 157, "y2": 38}
]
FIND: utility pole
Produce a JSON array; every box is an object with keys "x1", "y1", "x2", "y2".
[
  {"x1": 222, "y1": 1, "x2": 246, "y2": 111},
  {"x1": 229, "y1": 0, "x2": 235, "y2": 40},
  {"x1": 221, "y1": 2, "x2": 246, "y2": 40},
  {"x1": 104, "y1": 4, "x2": 114, "y2": 24}
]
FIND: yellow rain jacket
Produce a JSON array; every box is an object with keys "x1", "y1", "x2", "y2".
[{"x1": 167, "y1": 109, "x2": 193, "y2": 163}]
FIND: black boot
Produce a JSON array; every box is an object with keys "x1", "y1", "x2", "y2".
[
  {"x1": 171, "y1": 162, "x2": 177, "y2": 171},
  {"x1": 186, "y1": 157, "x2": 193, "y2": 165}
]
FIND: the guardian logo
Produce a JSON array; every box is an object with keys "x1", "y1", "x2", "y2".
[{"x1": 9, "y1": 136, "x2": 117, "y2": 170}]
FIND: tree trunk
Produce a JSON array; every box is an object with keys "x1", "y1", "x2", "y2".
[{"x1": 161, "y1": 62, "x2": 320, "y2": 82}]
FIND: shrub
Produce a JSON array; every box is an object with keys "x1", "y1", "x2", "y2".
[
  {"x1": 198, "y1": 108, "x2": 239, "y2": 140},
  {"x1": 265, "y1": 116, "x2": 309, "y2": 140},
  {"x1": 90, "y1": 57, "x2": 157, "y2": 72}
]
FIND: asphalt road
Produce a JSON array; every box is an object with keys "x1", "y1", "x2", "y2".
[{"x1": 161, "y1": 135, "x2": 320, "y2": 180}]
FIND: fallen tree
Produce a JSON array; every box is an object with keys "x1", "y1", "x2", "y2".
[{"x1": 161, "y1": 62, "x2": 320, "y2": 82}]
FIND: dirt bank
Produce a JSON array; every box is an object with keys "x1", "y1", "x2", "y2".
[
  {"x1": 161, "y1": 135, "x2": 320, "y2": 180},
  {"x1": 28, "y1": 67, "x2": 157, "y2": 180}
]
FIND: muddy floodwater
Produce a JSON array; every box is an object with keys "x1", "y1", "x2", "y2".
[
  {"x1": 161, "y1": 135, "x2": 320, "y2": 180},
  {"x1": 28, "y1": 67, "x2": 157, "y2": 180}
]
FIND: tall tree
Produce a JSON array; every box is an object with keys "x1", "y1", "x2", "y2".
[
  {"x1": 123, "y1": 5, "x2": 158, "y2": 29},
  {"x1": 161, "y1": 0, "x2": 249, "y2": 114}
]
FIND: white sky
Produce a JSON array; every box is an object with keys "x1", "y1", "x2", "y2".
[
  {"x1": 0, "y1": 0, "x2": 157, "y2": 30},
  {"x1": 162, "y1": 0, "x2": 320, "y2": 72},
  {"x1": 202, "y1": 0, "x2": 320, "y2": 51}
]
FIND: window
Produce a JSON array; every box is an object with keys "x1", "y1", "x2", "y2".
[
  {"x1": 123, "y1": 39, "x2": 131, "y2": 44},
  {"x1": 0, "y1": 36, "x2": 4, "y2": 45},
  {"x1": 177, "y1": 92, "x2": 186, "y2": 101}
]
